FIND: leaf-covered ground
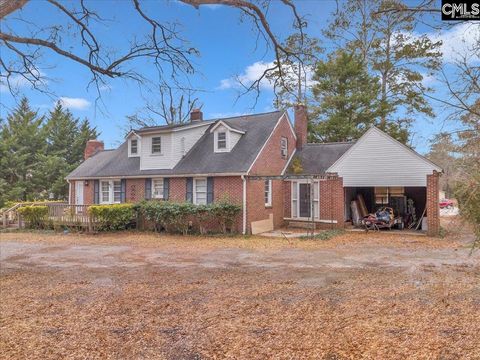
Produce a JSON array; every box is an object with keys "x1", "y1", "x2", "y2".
[{"x1": 1, "y1": 223, "x2": 479, "y2": 359}]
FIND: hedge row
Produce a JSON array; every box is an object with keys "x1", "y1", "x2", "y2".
[
  {"x1": 16, "y1": 200, "x2": 242, "y2": 234},
  {"x1": 135, "y1": 200, "x2": 241, "y2": 234}
]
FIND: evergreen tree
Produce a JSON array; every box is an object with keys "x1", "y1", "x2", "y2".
[
  {"x1": 0, "y1": 97, "x2": 46, "y2": 203},
  {"x1": 310, "y1": 50, "x2": 382, "y2": 142},
  {"x1": 324, "y1": 0, "x2": 442, "y2": 143}
]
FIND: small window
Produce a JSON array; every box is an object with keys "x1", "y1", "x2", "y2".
[
  {"x1": 130, "y1": 139, "x2": 138, "y2": 154},
  {"x1": 264, "y1": 180, "x2": 272, "y2": 207},
  {"x1": 281, "y1": 137, "x2": 288, "y2": 158},
  {"x1": 194, "y1": 178, "x2": 207, "y2": 205},
  {"x1": 153, "y1": 178, "x2": 164, "y2": 199},
  {"x1": 375, "y1": 187, "x2": 389, "y2": 205},
  {"x1": 152, "y1": 137, "x2": 161, "y2": 154},
  {"x1": 217, "y1": 132, "x2": 227, "y2": 150}
]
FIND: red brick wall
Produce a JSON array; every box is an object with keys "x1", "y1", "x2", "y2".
[
  {"x1": 245, "y1": 179, "x2": 284, "y2": 233},
  {"x1": 319, "y1": 176, "x2": 344, "y2": 229},
  {"x1": 214, "y1": 176, "x2": 243, "y2": 203},
  {"x1": 249, "y1": 114, "x2": 296, "y2": 175},
  {"x1": 426, "y1": 171, "x2": 440, "y2": 236},
  {"x1": 126, "y1": 179, "x2": 145, "y2": 203},
  {"x1": 169, "y1": 177, "x2": 187, "y2": 202}
]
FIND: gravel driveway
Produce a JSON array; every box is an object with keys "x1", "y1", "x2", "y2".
[{"x1": 1, "y1": 230, "x2": 479, "y2": 359}]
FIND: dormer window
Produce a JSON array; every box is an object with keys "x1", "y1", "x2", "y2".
[
  {"x1": 152, "y1": 137, "x2": 161, "y2": 154},
  {"x1": 217, "y1": 132, "x2": 227, "y2": 150},
  {"x1": 131, "y1": 139, "x2": 138, "y2": 154}
]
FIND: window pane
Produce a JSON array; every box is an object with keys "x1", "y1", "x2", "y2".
[
  {"x1": 101, "y1": 182, "x2": 109, "y2": 192},
  {"x1": 292, "y1": 200, "x2": 297, "y2": 217},
  {"x1": 292, "y1": 182, "x2": 297, "y2": 200},
  {"x1": 114, "y1": 192, "x2": 121, "y2": 203},
  {"x1": 264, "y1": 180, "x2": 271, "y2": 205},
  {"x1": 313, "y1": 182, "x2": 319, "y2": 200},
  {"x1": 217, "y1": 132, "x2": 226, "y2": 149},
  {"x1": 153, "y1": 179, "x2": 164, "y2": 198},
  {"x1": 152, "y1": 137, "x2": 161, "y2": 153},
  {"x1": 313, "y1": 200, "x2": 319, "y2": 218},
  {"x1": 113, "y1": 181, "x2": 121, "y2": 192},
  {"x1": 131, "y1": 139, "x2": 138, "y2": 154},
  {"x1": 196, "y1": 179, "x2": 206, "y2": 191}
]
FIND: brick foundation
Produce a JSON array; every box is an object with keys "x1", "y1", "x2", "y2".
[{"x1": 426, "y1": 171, "x2": 440, "y2": 236}]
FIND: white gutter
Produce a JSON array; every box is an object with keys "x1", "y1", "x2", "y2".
[{"x1": 241, "y1": 174, "x2": 247, "y2": 235}]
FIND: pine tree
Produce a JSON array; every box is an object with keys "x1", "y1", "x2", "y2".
[
  {"x1": 310, "y1": 50, "x2": 382, "y2": 142},
  {"x1": 0, "y1": 97, "x2": 46, "y2": 203},
  {"x1": 324, "y1": 0, "x2": 442, "y2": 143}
]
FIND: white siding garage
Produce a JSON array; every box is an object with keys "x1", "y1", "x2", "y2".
[{"x1": 327, "y1": 127, "x2": 442, "y2": 187}]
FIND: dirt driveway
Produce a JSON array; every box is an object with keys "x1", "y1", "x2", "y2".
[{"x1": 1, "y1": 229, "x2": 479, "y2": 359}]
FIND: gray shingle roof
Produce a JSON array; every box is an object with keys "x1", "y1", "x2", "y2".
[
  {"x1": 67, "y1": 111, "x2": 283, "y2": 179},
  {"x1": 285, "y1": 142, "x2": 354, "y2": 175}
]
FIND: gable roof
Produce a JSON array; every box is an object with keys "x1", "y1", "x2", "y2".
[
  {"x1": 327, "y1": 126, "x2": 442, "y2": 173},
  {"x1": 285, "y1": 142, "x2": 354, "y2": 175},
  {"x1": 66, "y1": 111, "x2": 284, "y2": 179}
]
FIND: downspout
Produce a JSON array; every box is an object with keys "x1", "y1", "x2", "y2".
[{"x1": 241, "y1": 175, "x2": 247, "y2": 235}]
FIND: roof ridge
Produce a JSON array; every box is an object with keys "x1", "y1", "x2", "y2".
[
  {"x1": 212, "y1": 110, "x2": 282, "y2": 121},
  {"x1": 305, "y1": 141, "x2": 355, "y2": 146}
]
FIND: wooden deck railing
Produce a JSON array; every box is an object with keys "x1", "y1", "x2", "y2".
[{"x1": 46, "y1": 204, "x2": 92, "y2": 227}]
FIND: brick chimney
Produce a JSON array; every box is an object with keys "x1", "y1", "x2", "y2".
[
  {"x1": 84, "y1": 139, "x2": 104, "y2": 160},
  {"x1": 294, "y1": 104, "x2": 308, "y2": 150},
  {"x1": 190, "y1": 108, "x2": 203, "y2": 122}
]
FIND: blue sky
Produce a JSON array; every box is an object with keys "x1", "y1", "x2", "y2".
[{"x1": 0, "y1": 0, "x2": 478, "y2": 153}]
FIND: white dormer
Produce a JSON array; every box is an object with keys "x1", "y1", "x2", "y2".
[
  {"x1": 127, "y1": 132, "x2": 141, "y2": 157},
  {"x1": 210, "y1": 121, "x2": 245, "y2": 153}
]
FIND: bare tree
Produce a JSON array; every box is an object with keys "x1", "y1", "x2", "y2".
[
  {"x1": 0, "y1": 0, "x2": 306, "y2": 108},
  {"x1": 127, "y1": 84, "x2": 200, "y2": 128}
]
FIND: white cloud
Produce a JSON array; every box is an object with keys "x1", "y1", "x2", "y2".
[
  {"x1": 0, "y1": 70, "x2": 47, "y2": 93},
  {"x1": 218, "y1": 61, "x2": 275, "y2": 90},
  {"x1": 218, "y1": 61, "x2": 316, "y2": 91},
  {"x1": 426, "y1": 23, "x2": 480, "y2": 63},
  {"x1": 57, "y1": 97, "x2": 91, "y2": 110}
]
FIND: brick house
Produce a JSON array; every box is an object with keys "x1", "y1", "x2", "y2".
[{"x1": 67, "y1": 106, "x2": 442, "y2": 235}]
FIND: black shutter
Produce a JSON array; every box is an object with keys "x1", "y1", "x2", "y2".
[
  {"x1": 207, "y1": 177, "x2": 214, "y2": 204},
  {"x1": 145, "y1": 178, "x2": 152, "y2": 200},
  {"x1": 120, "y1": 179, "x2": 126, "y2": 203},
  {"x1": 186, "y1": 177, "x2": 193, "y2": 203},
  {"x1": 163, "y1": 178, "x2": 170, "y2": 200},
  {"x1": 94, "y1": 180, "x2": 99, "y2": 204}
]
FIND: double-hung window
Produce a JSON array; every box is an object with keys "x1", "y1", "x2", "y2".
[
  {"x1": 152, "y1": 178, "x2": 164, "y2": 199},
  {"x1": 281, "y1": 137, "x2": 288, "y2": 159},
  {"x1": 151, "y1": 137, "x2": 161, "y2": 154},
  {"x1": 100, "y1": 180, "x2": 121, "y2": 204},
  {"x1": 130, "y1": 139, "x2": 138, "y2": 155},
  {"x1": 194, "y1": 178, "x2": 207, "y2": 205},
  {"x1": 264, "y1": 180, "x2": 272, "y2": 207},
  {"x1": 217, "y1": 132, "x2": 227, "y2": 150}
]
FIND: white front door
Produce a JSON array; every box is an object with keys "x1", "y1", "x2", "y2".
[{"x1": 75, "y1": 181, "x2": 84, "y2": 205}]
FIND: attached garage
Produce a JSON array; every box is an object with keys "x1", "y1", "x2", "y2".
[
  {"x1": 284, "y1": 126, "x2": 442, "y2": 236},
  {"x1": 328, "y1": 127, "x2": 442, "y2": 235}
]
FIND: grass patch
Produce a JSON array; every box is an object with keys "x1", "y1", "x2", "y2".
[{"x1": 300, "y1": 229, "x2": 346, "y2": 241}]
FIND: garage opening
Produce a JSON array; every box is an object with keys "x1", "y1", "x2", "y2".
[{"x1": 344, "y1": 186, "x2": 427, "y2": 231}]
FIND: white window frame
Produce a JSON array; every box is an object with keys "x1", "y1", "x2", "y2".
[
  {"x1": 128, "y1": 137, "x2": 141, "y2": 157},
  {"x1": 193, "y1": 177, "x2": 207, "y2": 205},
  {"x1": 214, "y1": 130, "x2": 230, "y2": 153},
  {"x1": 152, "y1": 178, "x2": 164, "y2": 199},
  {"x1": 264, "y1": 179, "x2": 272, "y2": 207},
  {"x1": 290, "y1": 180, "x2": 319, "y2": 220},
  {"x1": 151, "y1": 136, "x2": 162, "y2": 154},
  {"x1": 100, "y1": 179, "x2": 121, "y2": 204},
  {"x1": 281, "y1": 137, "x2": 288, "y2": 159}
]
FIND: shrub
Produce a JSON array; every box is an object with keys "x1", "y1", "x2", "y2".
[
  {"x1": 211, "y1": 200, "x2": 242, "y2": 234},
  {"x1": 137, "y1": 199, "x2": 241, "y2": 234},
  {"x1": 88, "y1": 204, "x2": 136, "y2": 231},
  {"x1": 455, "y1": 172, "x2": 480, "y2": 251},
  {"x1": 17, "y1": 206, "x2": 48, "y2": 229}
]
